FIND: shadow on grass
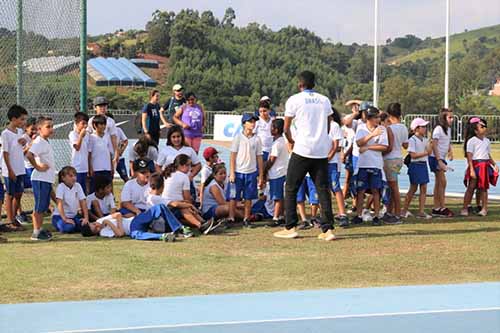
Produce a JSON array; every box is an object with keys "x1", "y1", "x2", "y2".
[{"x1": 343, "y1": 227, "x2": 500, "y2": 240}]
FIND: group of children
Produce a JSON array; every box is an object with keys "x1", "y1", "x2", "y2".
[{"x1": 0, "y1": 96, "x2": 497, "y2": 243}]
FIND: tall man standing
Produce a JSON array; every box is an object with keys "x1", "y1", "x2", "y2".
[
  {"x1": 160, "y1": 84, "x2": 186, "y2": 128},
  {"x1": 273, "y1": 71, "x2": 336, "y2": 241}
]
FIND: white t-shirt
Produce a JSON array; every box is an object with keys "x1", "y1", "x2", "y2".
[
  {"x1": 88, "y1": 116, "x2": 117, "y2": 137},
  {"x1": 162, "y1": 171, "x2": 190, "y2": 204},
  {"x1": 23, "y1": 134, "x2": 33, "y2": 169},
  {"x1": 1, "y1": 128, "x2": 26, "y2": 177},
  {"x1": 87, "y1": 192, "x2": 116, "y2": 215},
  {"x1": 230, "y1": 133, "x2": 263, "y2": 174},
  {"x1": 29, "y1": 136, "x2": 55, "y2": 183},
  {"x1": 200, "y1": 165, "x2": 212, "y2": 184},
  {"x1": 466, "y1": 136, "x2": 491, "y2": 160},
  {"x1": 254, "y1": 118, "x2": 273, "y2": 152},
  {"x1": 120, "y1": 179, "x2": 150, "y2": 210},
  {"x1": 89, "y1": 133, "x2": 113, "y2": 172},
  {"x1": 431, "y1": 126, "x2": 451, "y2": 160},
  {"x1": 268, "y1": 136, "x2": 289, "y2": 179},
  {"x1": 408, "y1": 135, "x2": 429, "y2": 162},
  {"x1": 328, "y1": 121, "x2": 343, "y2": 168},
  {"x1": 146, "y1": 193, "x2": 169, "y2": 208},
  {"x1": 98, "y1": 215, "x2": 133, "y2": 238},
  {"x1": 156, "y1": 145, "x2": 200, "y2": 168},
  {"x1": 69, "y1": 130, "x2": 90, "y2": 173},
  {"x1": 342, "y1": 126, "x2": 355, "y2": 153},
  {"x1": 355, "y1": 125, "x2": 388, "y2": 169},
  {"x1": 285, "y1": 90, "x2": 333, "y2": 158},
  {"x1": 53, "y1": 182, "x2": 86, "y2": 218},
  {"x1": 351, "y1": 120, "x2": 366, "y2": 158},
  {"x1": 385, "y1": 123, "x2": 409, "y2": 160},
  {"x1": 116, "y1": 127, "x2": 128, "y2": 160}
]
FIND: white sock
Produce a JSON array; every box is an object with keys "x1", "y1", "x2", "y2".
[{"x1": 33, "y1": 229, "x2": 40, "y2": 236}]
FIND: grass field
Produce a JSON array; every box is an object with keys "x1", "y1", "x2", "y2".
[{"x1": 0, "y1": 198, "x2": 499, "y2": 305}]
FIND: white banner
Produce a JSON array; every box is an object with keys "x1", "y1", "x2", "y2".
[{"x1": 213, "y1": 115, "x2": 243, "y2": 141}]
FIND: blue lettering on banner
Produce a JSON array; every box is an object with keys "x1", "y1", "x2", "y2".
[{"x1": 224, "y1": 123, "x2": 242, "y2": 138}]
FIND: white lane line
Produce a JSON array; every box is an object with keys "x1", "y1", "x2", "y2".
[
  {"x1": 53, "y1": 121, "x2": 74, "y2": 130},
  {"x1": 47, "y1": 307, "x2": 500, "y2": 333},
  {"x1": 115, "y1": 120, "x2": 129, "y2": 127}
]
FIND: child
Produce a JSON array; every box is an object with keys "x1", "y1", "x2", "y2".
[
  {"x1": 201, "y1": 147, "x2": 219, "y2": 185},
  {"x1": 296, "y1": 176, "x2": 320, "y2": 229},
  {"x1": 129, "y1": 135, "x2": 158, "y2": 177},
  {"x1": 264, "y1": 119, "x2": 288, "y2": 227},
  {"x1": 352, "y1": 107, "x2": 388, "y2": 226},
  {"x1": 120, "y1": 159, "x2": 151, "y2": 218},
  {"x1": 254, "y1": 100, "x2": 273, "y2": 161},
  {"x1": 106, "y1": 112, "x2": 129, "y2": 182},
  {"x1": 461, "y1": 117, "x2": 498, "y2": 216},
  {"x1": 202, "y1": 164, "x2": 244, "y2": 222},
  {"x1": 81, "y1": 212, "x2": 131, "y2": 238},
  {"x1": 52, "y1": 166, "x2": 89, "y2": 233},
  {"x1": 148, "y1": 172, "x2": 219, "y2": 235},
  {"x1": 382, "y1": 103, "x2": 409, "y2": 223},
  {"x1": 402, "y1": 118, "x2": 432, "y2": 219},
  {"x1": 18, "y1": 116, "x2": 38, "y2": 223},
  {"x1": 26, "y1": 116, "x2": 56, "y2": 241},
  {"x1": 173, "y1": 92, "x2": 205, "y2": 153},
  {"x1": 228, "y1": 113, "x2": 264, "y2": 228},
  {"x1": 327, "y1": 108, "x2": 348, "y2": 226},
  {"x1": 429, "y1": 108, "x2": 454, "y2": 217},
  {"x1": 88, "y1": 114, "x2": 113, "y2": 193},
  {"x1": 69, "y1": 112, "x2": 90, "y2": 194},
  {"x1": 88, "y1": 96, "x2": 119, "y2": 168},
  {"x1": 2, "y1": 105, "x2": 28, "y2": 231},
  {"x1": 0, "y1": 138, "x2": 7, "y2": 240},
  {"x1": 341, "y1": 115, "x2": 356, "y2": 203},
  {"x1": 87, "y1": 175, "x2": 116, "y2": 221},
  {"x1": 162, "y1": 154, "x2": 194, "y2": 204}
]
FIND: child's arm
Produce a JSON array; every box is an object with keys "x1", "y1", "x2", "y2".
[
  {"x1": 3, "y1": 151, "x2": 16, "y2": 180},
  {"x1": 229, "y1": 152, "x2": 237, "y2": 183},
  {"x1": 56, "y1": 199, "x2": 74, "y2": 225},
  {"x1": 25, "y1": 152, "x2": 49, "y2": 172},
  {"x1": 210, "y1": 186, "x2": 227, "y2": 206},
  {"x1": 264, "y1": 156, "x2": 276, "y2": 179},
  {"x1": 360, "y1": 144, "x2": 388, "y2": 153},
  {"x1": 190, "y1": 163, "x2": 201, "y2": 181},
  {"x1": 73, "y1": 129, "x2": 86, "y2": 151},
  {"x1": 120, "y1": 201, "x2": 142, "y2": 216},
  {"x1": 257, "y1": 155, "x2": 264, "y2": 189},
  {"x1": 356, "y1": 127, "x2": 383, "y2": 147},
  {"x1": 182, "y1": 190, "x2": 192, "y2": 202},
  {"x1": 383, "y1": 127, "x2": 394, "y2": 156},
  {"x1": 92, "y1": 200, "x2": 104, "y2": 218},
  {"x1": 79, "y1": 199, "x2": 89, "y2": 225},
  {"x1": 466, "y1": 152, "x2": 476, "y2": 179},
  {"x1": 118, "y1": 139, "x2": 128, "y2": 157},
  {"x1": 327, "y1": 139, "x2": 339, "y2": 161},
  {"x1": 431, "y1": 138, "x2": 447, "y2": 170},
  {"x1": 102, "y1": 219, "x2": 125, "y2": 238},
  {"x1": 88, "y1": 152, "x2": 93, "y2": 176},
  {"x1": 448, "y1": 142, "x2": 454, "y2": 161}
]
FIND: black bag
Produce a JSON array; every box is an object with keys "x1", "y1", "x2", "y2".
[{"x1": 404, "y1": 154, "x2": 411, "y2": 166}]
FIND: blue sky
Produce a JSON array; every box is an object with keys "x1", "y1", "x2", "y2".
[{"x1": 88, "y1": 0, "x2": 500, "y2": 44}]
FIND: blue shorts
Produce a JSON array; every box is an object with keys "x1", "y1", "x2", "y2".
[
  {"x1": 0, "y1": 182, "x2": 4, "y2": 202},
  {"x1": 24, "y1": 168, "x2": 34, "y2": 188},
  {"x1": 116, "y1": 158, "x2": 128, "y2": 181},
  {"x1": 408, "y1": 162, "x2": 429, "y2": 185},
  {"x1": 51, "y1": 215, "x2": 82, "y2": 234},
  {"x1": 4, "y1": 175, "x2": 25, "y2": 196},
  {"x1": 269, "y1": 176, "x2": 286, "y2": 200},
  {"x1": 328, "y1": 163, "x2": 341, "y2": 193},
  {"x1": 77, "y1": 172, "x2": 87, "y2": 195},
  {"x1": 345, "y1": 155, "x2": 354, "y2": 173},
  {"x1": 251, "y1": 200, "x2": 273, "y2": 219},
  {"x1": 297, "y1": 176, "x2": 319, "y2": 205},
  {"x1": 32, "y1": 180, "x2": 52, "y2": 213},
  {"x1": 202, "y1": 205, "x2": 217, "y2": 220},
  {"x1": 428, "y1": 156, "x2": 447, "y2": 173},
  {"x1": 381, "y1": 181, "x2": 391, "y2": 205},
  {"x1": 357, "y1": 168, "x2": 383, "y2": 191},
  {"x1": 230, "y1": 171, "x2": 258, "y2": 201},
  {"x1": 119, "y1": 207, "x2": 146, "y2": 216},
  {"x1": 262, "y1": 151, "x2": 269, "y2": 162}
]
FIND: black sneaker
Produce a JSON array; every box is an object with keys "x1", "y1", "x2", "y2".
[
  {"x1": 351, "y1": 216, "x2": 363, "y2": 225},
  {"x1": 266, "y1": 219, "x2": 282, "y2": 228},
  {"x1": 372, "y1": 217, "x2": 382, "y2": 226},
  {"x1": 297, "y1": 220, "x2": 313, "y2": 230},
  {"x1": 200, "y1": 218, "x2": 215, "y2": 234},
  {"x1": 160, "y1": 232, "x2": 176, "y2": 242},
  {"x1": 474, "y1": 206, "x2": 483, "y2": 214},
  {"x1": 310, "y1": 218, "x2": 321, "y2": 228},
  {"x1": 243, "y1": 219, "x2": 254, "y2": 229},
  {"x1": 337, "y1": 215, "x2": 350, "y2": 228},
  {"x1": 431, "y1": 208, "x2": 443, "y2": 217},
  {"x1": 30, "y1": 229, "x2": 52, "y2": 241}
]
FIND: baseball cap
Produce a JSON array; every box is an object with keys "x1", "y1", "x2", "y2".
[
  {"x1": 172, "y1": 84, "x2": 183, "y2": 91},
  {"x1": 410, "y1": 118, "x2": 429, "y2": 131},
  {"x1": 203, "y1": 147, "x2": 219, "y2": 160},
  {"x1": 241, "y1": 113, "x2": 259, "y2": 124},
  {"x1": 260, "y1": 96, "x2": 271, "y2": 102},
  {"x1": 133, "y1": 159, "x2": 150, "y2": 173},
  {"x1": 93, "y1": 96, "x2": 108, "y2": 106},
  {"x1": 359, "y1": 101, "x2": 373, "y2": 111},
  {"x1": 365, "y1": 106, "x2": 380, "y2": 118}
]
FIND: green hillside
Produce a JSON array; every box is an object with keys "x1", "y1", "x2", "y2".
[{"x1": 387, "y1": 24, "x2": 500, "y2": 64}]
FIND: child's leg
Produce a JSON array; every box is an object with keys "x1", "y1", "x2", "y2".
[
  {"x1": 482, "y1": 190, "x2": 488, "y2": 212},
  {"x1": 228, "y1": 200, "x2": 236, "y2": 220},
  {"x1": 403, "y1": 184, "x2": 418, "y2": 212},
  {"x1": 335, "y1": 191, "x2": 346, "y2": 215},
  {"x1": 13, "y1": 192, "x2": 22, "y2": 219},
  {"x1": 440, "y1": 171, "x2": 447, "y2": 208},
  {"x1": 388, "y1": 180, "x2": 400, "y2": 216},
  {"x1": 462, "y1": 179, "x2": 477, "y2": 210},
  {"x1": 179, "y1": 208, "x2": 202, "y2": 228},
  {"x1": 476, "y1": 188, "x2": 482, "y2": 208},
  {"x1": 342, "y1": 169, "x2": 351, "y2": 199},
  {"x1": 5, "y1": 193, "x2": 13, "y2": 223},
  {"x1": 274, "y1": 199, "x2": 283, "y2": 219},
  {"x1": 356, "y1": 190, "x2": 366, "y2": 216},
  {"x1": 418, "y1": 184, "x2": 427, "y2": 214},
  {"x1": 244, "y1": 200, "x2": 252, "y2": 220},
  {"x1": 433, "y1": 171, "x2": 442, "y2": 210},
  {"x1": 311, "y1": 204, "x2": 319, "y2": 218},
  {"x1": 297, "y1": 202, "x2": 307, "y2": 221},
  {"x1": 372, "y1": 189, "x2": 380, "y2": 216}
]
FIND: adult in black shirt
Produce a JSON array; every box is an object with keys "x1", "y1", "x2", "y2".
[{"x1": 160, "y1": 83, "x2": 186, "y2": 127}]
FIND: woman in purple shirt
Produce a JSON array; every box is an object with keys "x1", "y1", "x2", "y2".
[{"x1": 173, "y1": 92, "x2": 205, "y2": 153}]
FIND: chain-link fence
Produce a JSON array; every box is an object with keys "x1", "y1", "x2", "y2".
[{"x1": 0, "y1": 0, "x2": 80, "y2": 110}]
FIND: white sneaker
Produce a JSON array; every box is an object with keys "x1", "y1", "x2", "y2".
[
  {"x1": 478, "y1": 209, "x2": 488, "y2": 217},
  {"x1": 362, "y1": 212, "x2": 373, "y2": 223},
  {"x1": 416, "y1": 213, "x2": 432, "y2": 220},
  {"x1": 379, "y1": 206, "x2": 387, "y2": 218},
  {"x1": 460, "y1": 209, "x2": 469, "y2": 217},
  {"x1": 400, "y1": 211, "x2": 413, "y2": 219},
  {"x1": 273, "y1": 227, "x2": 299, "y2": 239}
]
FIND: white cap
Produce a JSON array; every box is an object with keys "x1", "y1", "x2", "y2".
[{"x1": 260, "y1": 96, "x2": 271, "y2": 102}]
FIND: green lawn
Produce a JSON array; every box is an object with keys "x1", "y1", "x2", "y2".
[{"x1": 1, "y1": 198, "x2": 499, "y2": 304}]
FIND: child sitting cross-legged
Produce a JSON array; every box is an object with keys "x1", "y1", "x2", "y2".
[{"x1": 87, "y1": 174, "x2": 116, "y2": 221}]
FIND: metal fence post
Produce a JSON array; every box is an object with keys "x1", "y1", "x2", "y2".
[
  {"x1": 80, "y1": 0, "x2": 87, "y2": 113},
  {"x1": 16, "y1": 0, "x2": 23, "y2": 105}
]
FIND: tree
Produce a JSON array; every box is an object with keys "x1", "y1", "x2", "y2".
[
  {"x1": 145, "y1": 10, "x2": 175, "y2": 56},
  {"x1": 222, "y1": 7, "x2": 236, "y2": 27}
]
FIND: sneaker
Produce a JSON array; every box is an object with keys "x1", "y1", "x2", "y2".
[
  {"x1": 474, "y1": 206, "x2": 483, "y2": 214},
  {"x1": 11, "y1": 220, "x2": 25, "y2": 231},
  {"x1": 362, "y1": 211, "x2": 373, "y2": 223},
  {"x1": 441, "y1": 208, "x2": 454, "y2": 218},
  {"x1": 0, "y1": 224, "x2": 14, "y2": 233},
  {"x1": 181, "y1": 226, "x2": 194, "y2": 238},
  {"x1": 243, "y1": 219, "x2": 254, "y2": 229},
  {"x1": 477, "y1": 209, "x2": 488, "y2": 217},
  {"x1": 273, "y1": 227, "x2": 299, "y2": 239},
  {"x1": 310, "y1": 217, "x2": 321, "y2": 228},
  {"x1": 30, "y1": 229, "x2": 52, "y2": 241},
  {"x1": 318, "y1": 229, "x2": 336, "y2": 241},
  {"x1": 460, "y1": 209, "x2": 469, "y2": 217},
  {"x1": 351, "y1": 216, "x2": 363, "y2": 225},
  {"x1": 379, "y1": 206, "x2": 387, "y2": 219},
  {"x1": 266, "y1": 219, "x2": 282, "y2": 228},
  {"x1": 383, "y1": 214, "x2": 401, "y2": 224},
  {"x1": 416, "y1": 213, "x2": 432, "y2": 220},
  {"x1": 371, "y1": 217, "x2": 382, "y2": 226},
  {"x1": 204, "y1": 219, "x2": 225, "y2": 235},
  {"x1": 431, "y1": 208, "x2": 443, "y2": 217},
  {"x1": 297, "y1": 220, "x2": 314, "y2": 230},
  {"x1": 200, "y1": 218, "x2": 214, "y2": 234},
  {"x1": 336, "y1": 215, "x2": 349, "y2": 228},
  {"x1": 160, "y1": 232, "x2": 176, "y2": 242},
  {"x1": 400, "y1": 211, "x2": 413, "y2": 219}
]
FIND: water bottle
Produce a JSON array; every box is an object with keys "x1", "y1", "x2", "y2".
[{"x1": 229, "y1": 181, "x2": 236, "y2": 199}]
